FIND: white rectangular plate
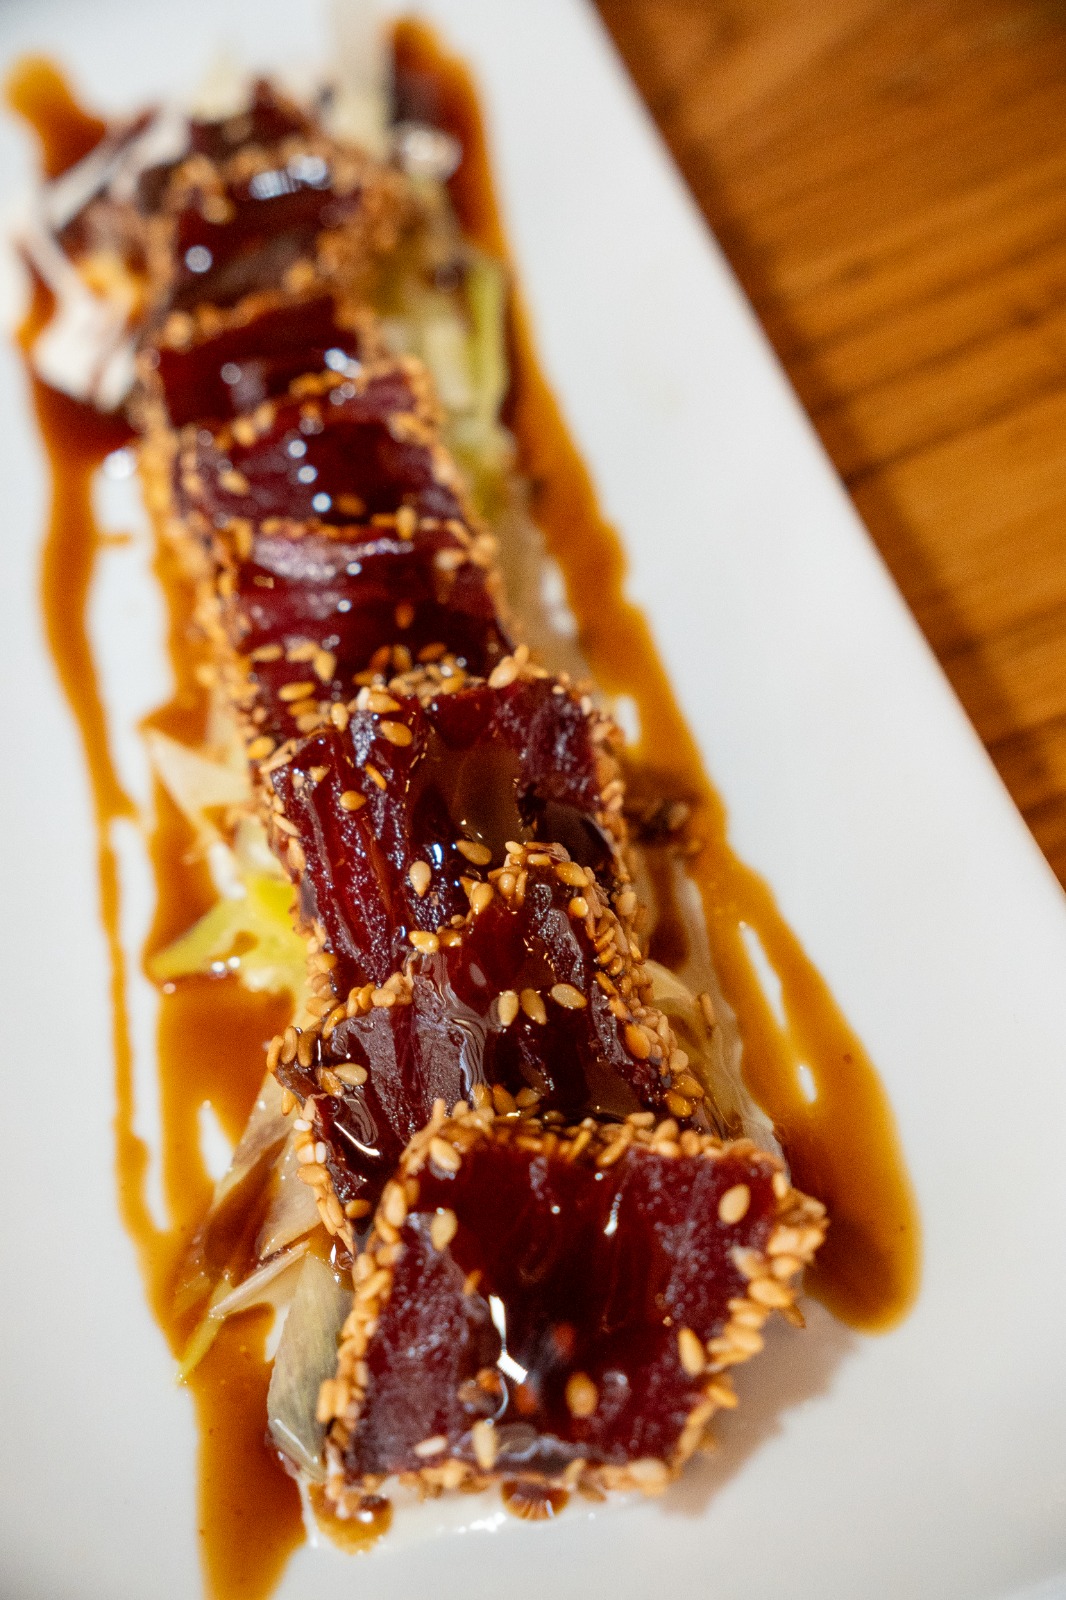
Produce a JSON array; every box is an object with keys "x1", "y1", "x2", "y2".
[{"x1": 1, "y1": 2, "x2": 1065, "y2": 1597}]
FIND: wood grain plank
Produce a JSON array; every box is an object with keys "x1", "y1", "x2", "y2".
[{"x1": 596, "y1": 0, "x2": 1066, "y2": 890}]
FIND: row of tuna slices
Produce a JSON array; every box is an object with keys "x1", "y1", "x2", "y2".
[{"x1": 44, "y1": 77, "x2": 826, "y2": 1511}]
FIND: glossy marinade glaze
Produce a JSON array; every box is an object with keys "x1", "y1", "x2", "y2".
[{"x1": 7, "y1": 20, "x2": 918, "y2": 1600}]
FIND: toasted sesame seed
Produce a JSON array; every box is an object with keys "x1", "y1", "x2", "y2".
[
  {"x1": 278, "y1": 679, "x2": 317, "y2": 701},
  {"x1": 313, "y1": 648, "x2": 337, "y2": 683},
  {"x1": 409, "y1": 930, "x2": 440, "y2": 954},
  {"x1": 365, "y1": 763, "x2": 387, "y2": 789},
  {"x1": 429, "y1": 1137, "x2": 461, "y2": 1174},
  {"x1": 550, "y1": 982, "x2": 587, "y2": 1010},
  {"x1": 772, "y1": 1170, "x2": 789, "y2": 1199},
  {"x1": 471, "y1": 1419, "x2": 497, "y2": 1471},
  {"x1": 748, "y1": 1276, "x2": 794, "y2": 1308},
  {"x1": 568, "y1": 896, "x2": 589, "y2": 919},
  {"x1": 704, "y1": 1379, "x2": 738, "y2": 1410},
  {"x1": 624, "y1": 1023, "x2": 654, "y2": 1059},
  {"x1": 520, "y1": 988, "x2": 547, "y2": 1025},
  {"x1": 468, "y1": 881, "x2": 494, "y2": 914},
  {"x1": 677, "y1": 1327, "x2": 706, "y2": 1377},
  {"x1": 554, "y1": 860, "x2": 587, "y2": 887},
  {"x1": 316, "y1": 1378, "x2": 340, "y2": 1424},
  {"x1": 382, "y1": 1183, "x2": 407, "y2": 1229},
  {"x1": 330, "y1": 702, "x2": 350, "y2": 731},
  {"x1": 456, "y1": 839, "x2": 492, "y2": 865},
  {"x1": 596, "y1": 1136, "x2": 629, "y2": 1168},
  {"x1": 565, "y1": 1372, "x2": 598, "y2": 1418},
  {"x1": 727, "y1": 1324, "x2": 764, "y2": 1356},
  {"x1": 628, "y1": 1457, "x2": 670, "y2": 1493},
  {"x1": 730, "y1": 1246, "x2": 765, "y2": 1280},
  {"x1": 698, "y1": 992, "x2": 716, "y2": 1029},
  {"x1": 395, "y1": 505, "x2": 417, "y2": 539},
  {"x1": 394, "y1": 601, "x2": 415, "y2": 629},
  {"x1": 366, "y1": 691, "x2": 400, "y2": 713},
  {"x1": 408, "y1": 860, "x2": 432, "y2": 897},
  {"x1": 413, "y1": 1435, "x2": 448, "y2": 1458},
  {"x1": 340, "y1": 789, "x2": 366, "y2": 811},
  {"x1": 430, "y1": 1208, "x2": 458, "y2": 1250},
  {"x1": 247, "y1": 735, "x2": 275, "y2": 759},
  {"x1": 380, "y1": 720, "x2": 413, "y2": 746},
  {"x1": 665, "y1": 1091, "x2": 695, "y2": 1119},
  {"x1": 615, "y1": 887, "x2": 637, "y2": 918},
  {"x1": 497, "y1": 990, "x2": 519, "y2": 1026},
  {"x1": 333, "y1": 1063, "x2": 369, "y2": 1087}
]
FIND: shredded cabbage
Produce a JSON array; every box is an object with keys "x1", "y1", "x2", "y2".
[
  {"x1": 256, "y1": 1135, "x2": 322, "y2": 1260},
  {"x1": 177, "y1": 1241, "x2": 310, "y2": 1381},
  {"x1": 267, "y1": 1254, "x2": 351, "y2": 1480}
]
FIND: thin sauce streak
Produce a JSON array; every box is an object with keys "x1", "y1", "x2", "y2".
[
  {"x1": 8, "y1": 58, "x2": 304, "y2": 1600},
  {"x1": 7, "y1": 56, "x2": 105, "y2": 177},
  {"x1": 395, "y1": 19, "x2": 920, "y2": 1330}
]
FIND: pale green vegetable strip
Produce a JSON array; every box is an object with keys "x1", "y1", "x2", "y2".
[
  {"x1": 146, "y1": 727, "x2": 249, "y2": 833},
  {"x1": 267, "y1": 1255, "x2": 352, "y2": 1481},
  {"x1": 465, "y1": 250, "x2": 508, "y2": 426},
  {"x1": 177, "y1": 1243, "x2": 310, "y2": 1381},
  {"x1": 147, "y1": 873, "x2": 306, "y2": 998},
  {"x1": 255, "y1": 1136, "x2": 322, "y2": 1260}
]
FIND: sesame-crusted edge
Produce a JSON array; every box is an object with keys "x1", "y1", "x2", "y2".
[
  {"x1": 266, "y1": 832, "x2": 710, "y2": 1148},
  {"x1": 318, "y1": 1098, "x2": 826, "y2": 1516}
]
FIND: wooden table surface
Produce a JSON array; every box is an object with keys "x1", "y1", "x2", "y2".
[{"x1": 594, "y1": 0, "x2": 1066, "y2": 889}]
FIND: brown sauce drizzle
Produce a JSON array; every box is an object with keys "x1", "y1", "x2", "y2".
[
  {"x1": 395, "y1": 18, "x2": 920, "y2": 1330},
  {"x1": 9, "y1": 58, "x2": 304, "y2": 1600},
  {"x1": 8, "y1": 24, "x2": 920, "y2": 1600}
]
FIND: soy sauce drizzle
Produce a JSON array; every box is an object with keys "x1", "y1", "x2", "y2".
[
  {"x1": 8, "y1": 57, "x2": 304, "y2": 1600},
  {"x1": 394, "y1": 19, "x2": 920, "y2": 1331},
  {"x1": 8, "y1": 25, "x2": 920, "y2": 1600}
]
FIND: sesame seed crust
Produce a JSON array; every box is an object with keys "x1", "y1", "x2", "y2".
[{"x1": 318, "y1": 1102, "x2": 825, "y2": 1514}]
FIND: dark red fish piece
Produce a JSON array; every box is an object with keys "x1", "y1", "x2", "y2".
[
  {"x1": 187, "y1": 81, "x2": 315, "y2": 165},
  {"x1": 161, "y1": 135, "x2": 378, "y2": 312},
  {"x1": 145, "y1": 292, "x2": 370, "y2": 428},
  {"x1": 319, "y1": 1109, "x2": 823, "y2": 1499},
  {"x1": 278, "y1": 847, "x2": 678, "y2": 1213},
  {"x1": 230, "y1": 525, "x2": 510, "y2": 743},
  {"x1": 268, "y1": 678, "x2": 615, "y2": 992},
  {"x1": 175, "y1": 362, "x2": 468, "y2": 531},
  {"x1": 135, "y1": 82, "x2": 316, "y2": 220}
]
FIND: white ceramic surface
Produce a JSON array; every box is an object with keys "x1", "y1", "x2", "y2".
[{"x1": 1, "y1": 2, "x2": 1065, "y2": 1598}]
